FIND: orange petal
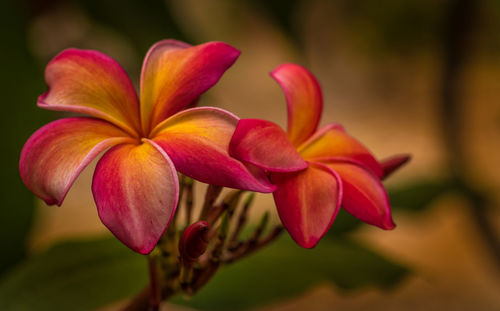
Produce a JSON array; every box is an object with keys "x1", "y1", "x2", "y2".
[
  {"x1": 152, "y1": 107, "x2": 275, "y2": 193},
  {"x1": 92, "y1": 140, "x2": 179, "y2": 254},
  {"x1": 271, "y1": 63, "x2": 323, "y2": 147},
  {"x1": 140, "y1": 40, "x2": 240, "y2": 134},
  {"x1": 271, "y1": 162, "x2": 342, "y2": 248},
  {"x1": 229, "y1": 119, "x2": 308, "y2": 172},
  {"x1": 19, "y1": 118, "x2": 135, "y2": 206},
  {"x1": 298, "y1": 124, "x2": 384, "y2": 178},
  {"x1": 38, "y1": 49, "x2": 141, "y2": 137},
  {"x1": 326, "y1": 160, "x2": 395, "y2": 230}
]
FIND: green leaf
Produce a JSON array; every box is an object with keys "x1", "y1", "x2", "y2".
[
  {"x1": 0, "y1": 235, "x2": 406, "y2": 311},
  {"x1": 0, "y1": 238, "x2": 147, "y2": 311},
  {"x1": 173, "y1": 235, "x2": 408, "y2": 311},
  {"x1": 388, "y1": 178, "x2": 456, "y2": 212}
]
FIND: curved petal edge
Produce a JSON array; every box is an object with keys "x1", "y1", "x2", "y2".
[
  {"x1": 298, "y1": 123, "x2": 384, "y2": 178},
  {"x1": 271, "y1": 162, "x2": 342, "y2": 248},
  {"x1": 19, "y1": 117, "x2": 134, "y2": 206},
  {"x1": 39, "y1": 48, "x2": 141, "y2": 137},
  {"x1": 140, "y1": 40, "x2": 241, "y2": 133},
  {"x1": 92, "y1": 140, "x2": 179, "y2": 254},
  {"x1": 152, "y1": 107, "x2": 275, "y2": 193},
  {"x1": 229, "y1": 119, "x2": 308, "y2": 172},
  {"x1": 326, "y1": 160, "x2": 395, "y2": 230},
  {"x1": 271, "y1": 63, "x2": 323, "y2": 147}
]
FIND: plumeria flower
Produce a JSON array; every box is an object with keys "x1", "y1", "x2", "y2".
[
  {"x1": 20, "y1": 40, "x2": 274, "y2": 254},
  {"x1": 229, "y1": 64, "x2": 409, "y2": 248}
]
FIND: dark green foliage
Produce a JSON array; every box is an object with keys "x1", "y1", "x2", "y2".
[
  {"x1": 0, "y1": 0, "x2": 52, "y2": 277},
  {"x1": 0, "y1": 238, "x2": 147, "y2": 311},
  {"x1": 0, "y1": 235, "x2": 407, "y2": 311},
  {"x1": 388, "y1": 179, "x2": 457, "y2": 212},
  {"x1": 173, "y1": 235, "x2": 407, "y2": 310}
]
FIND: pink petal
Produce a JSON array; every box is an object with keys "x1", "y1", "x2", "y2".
[
  {"x1": 325, "y1": 160, "x2": 395, "y2": 230},
  {"x1": 298, "y1": 124, "x2": 384, "y2": 178},
  {"x1": 380, "y1": 154, "x2": 411, "y2": 179},
  {"x1": 271, "y1": 162, "x2": 342, "y2": 248},
  {"x1": 38, "y1": 49, "x2": 141, "y2": 137},
  {"x1": 229, "y1": 119, "x2": 308, "y2": 172},
  {"x1": 19, "y1": 118, "x2": 135, "y2": 206},
  {"x1": 152, "y1": 107, "x2": 275, "y2": 193},
  {"x1": 92, "y1": 140, "x2": 179, "y2": 254},
  {"x1": 140, "y1": 40, "x2": 240, "y2": 134},
  {"x1": 270, "y1": 64, "x2": 323, "y2": 147}
]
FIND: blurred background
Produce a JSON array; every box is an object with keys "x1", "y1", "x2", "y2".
[{"x1": 1, "y1": 0, "x2": 500, "y2": 310}]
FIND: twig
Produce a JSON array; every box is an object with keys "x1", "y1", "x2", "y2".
[
  {"x1": 120, "y1": 286, "x2": 150, "y2": 311},
  {"x1": 147, "y1": 252, "x2": 162, "y2": 311},
  {"x1": 199, "y1": 185, "x2": 223, "y2": 220},
  {"x1": 225, "y1": 226, "x2": 283, "y2": 263},
  {"x1": 184, "y1": 177, "x2": 195, "y2": 227},
  {"x1": 228, "y1": 193, "x2": 255, "y2": 250},
  {"x1": 206, "y1": 190, "x2": 243, "y2": 226}
]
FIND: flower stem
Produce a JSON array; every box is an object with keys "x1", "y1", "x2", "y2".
[
  {"x1": 183, "y1": 177, "x2": 195, "y2": 227},
  {"x1": 200, "y1": 184, "x2": 223, "y2": 220},
  {"x1": 147, "y1": 250, "x2": 162, "y2": 311}
]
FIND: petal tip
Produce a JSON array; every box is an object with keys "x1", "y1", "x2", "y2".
[
  {"x1": 43, "y1": 198, "x2": 59, "y2": 206},
  {"x1": 209, "y1": 41, "x2": 241, "y2": 58},
  {"x1": 380, "y1": 154, "x2": 412, "y2": 179},
  {"x1": 382, "y1": 218, "x2": 396, "y2": 230},
  {"x1": 295, "y1": 237, "x2": 320, "y2": 249},
  {"x1": 136, "y1": 244, "x2": 156, "y2": 255}
]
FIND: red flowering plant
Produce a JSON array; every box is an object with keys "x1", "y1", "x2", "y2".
[{"x1": 19, "y1": 40, "x2": 409, "y2": 310}]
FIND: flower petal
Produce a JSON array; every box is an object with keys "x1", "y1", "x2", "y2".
[
  {"x1": 19, "y1": 118, "x2": 135, "y2": 206},
  {"x1": 271, "y1": 162, "x2": 342, "y2": 248},
  {"x1": 92, "y1": 140, "x2": 179, "y2": 254},
  {"x1": 152, "y1": 107, "x2": 275, "y2": 193},
  {"x1": 38, "y1": 49, "x2": 141, "y2": 137},
  {"x1": 380, "y1": 154, "x2": 411, "y2": 179},
  {"x1": 140, "y1": 40, "x2": 240, "y2": 134},
  {"x1": 229, "y1": 119, "x2": 308, "y2": 172},
  {"x1": 270, "y1": 64, "x2": 323, "y2": 147},
  {"x1": 325, "y1": 160, "x2": 395, "y2": 230},
  {"x1": 298, "y1": 124, "x2": 384, "y2": 178}
]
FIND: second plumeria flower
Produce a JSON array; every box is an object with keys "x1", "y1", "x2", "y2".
[
  {"x1": 20, "y1": 40, "x2": 275, "y2": 254},
  {"x1": 230, "y1": 64, "x2": 409, "y2": 248}
]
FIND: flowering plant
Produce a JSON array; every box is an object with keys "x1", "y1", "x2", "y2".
[{"x1": 19, "y1": 39, "x2": 409, "y2": 310}]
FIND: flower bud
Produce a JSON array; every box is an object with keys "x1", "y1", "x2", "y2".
[{"x1": 179, "y1": 221, "x2": 210, "y2": 265}]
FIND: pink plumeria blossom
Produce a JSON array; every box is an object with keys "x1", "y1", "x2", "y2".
[
  {"x1": 20, "y1": 40, "x2": 275, "y2": 254},
  {"x1": 229, "y1": 63, "x2": 409, "y2": 248}
]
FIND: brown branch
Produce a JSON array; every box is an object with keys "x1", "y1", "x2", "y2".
[
  {"x1": 184, "y1": 177, "x2": 195, "y2": 227},
  {"x1": 228, "y1": 193, "x2": 255, "y2": 250},
  {"x1": 225, "y1": 226, "x2": 283, "y2": 264},
  {"x1": 199, "y1": 185, "x2": 223, "y2": 220}
]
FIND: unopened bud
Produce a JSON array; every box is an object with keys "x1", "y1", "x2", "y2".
[{"x1": 179, "y1": 221, "x2": 210, "y2": 265}]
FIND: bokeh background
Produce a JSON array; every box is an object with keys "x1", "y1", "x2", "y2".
[{"x1": 1, "y1": 0, "x2": 500, "y2": 310}]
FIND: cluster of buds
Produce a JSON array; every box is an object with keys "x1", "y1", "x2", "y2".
[{"x1": 140, "y1": 178, "x2": 283, "y2": 310}]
